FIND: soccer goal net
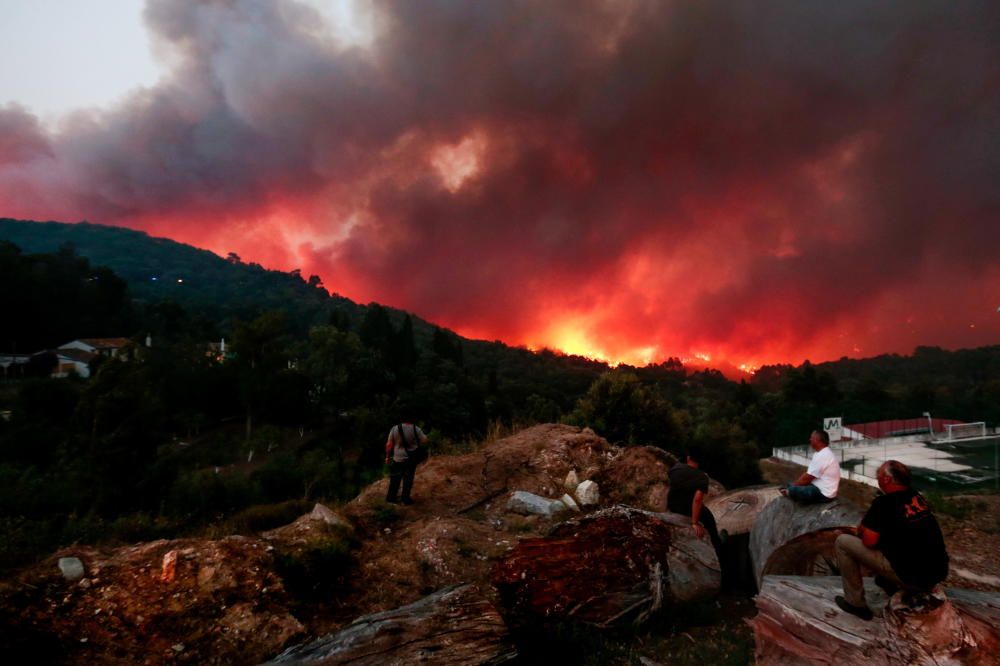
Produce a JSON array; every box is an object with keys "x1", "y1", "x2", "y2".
[{"x1": 945, "y1": 422, "x2": 986, "y2": 440}]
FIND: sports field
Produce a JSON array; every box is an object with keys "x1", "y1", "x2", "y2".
[{"x1": 839, "y1": 436, "x2": 1000, "y2": 490}]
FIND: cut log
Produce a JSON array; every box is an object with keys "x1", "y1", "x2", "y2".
[
  {"x1": 749, "y1": 496, "x2": 863, "y2": 588},
  {"x1": 491, "y1": 505, "x2": 720, "y2": 630},
  {"x1": 750, "y1": 575, "x2": 1000, "y2": 665},
  {"x1": 705, "y1": 485, "x2": 783, "y2": 536},
  {"x1": 264, "y1": 584, "x2": 516, "y2": 665}
]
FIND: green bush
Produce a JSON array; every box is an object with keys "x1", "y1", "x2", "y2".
[
  {"x1": 569, "y1": 371, "x2": 682, "y2": 448},
  {"x1": 371, "y1": 503, "x2": 400, "y2": 528},
  {"x1": 227, "y1": 500, "x2": 312, "y2": 534},
  {"x1": 275, "y1": 530, "x2": 356, "y2": 601},
  {"x1": 0, "y1": 516, "x2": 60, "y2": 572}
]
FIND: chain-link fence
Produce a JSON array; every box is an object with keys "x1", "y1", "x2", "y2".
[{"x1": 774, "y1": 431, "x2": 1000, "y2": 491}]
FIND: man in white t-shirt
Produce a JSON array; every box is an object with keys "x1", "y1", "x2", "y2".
[{"x1": 780, "y1": 430, "x2": 840, "y2": 503}]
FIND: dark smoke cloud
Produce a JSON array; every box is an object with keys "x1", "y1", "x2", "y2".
[{"x1": 2, "y1": 0, "x2": 998, "y2": 365}]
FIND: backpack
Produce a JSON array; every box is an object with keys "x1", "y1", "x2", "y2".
[{"x1": 398, "y1": 423, "x2": 429, "y2": 465}]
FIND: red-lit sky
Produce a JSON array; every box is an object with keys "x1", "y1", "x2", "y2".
[{"x1": 2, "y1": 0, "x2": 999, "y2": 368}]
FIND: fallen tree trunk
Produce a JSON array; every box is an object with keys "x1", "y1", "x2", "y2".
[
  {"x1": 750, "y1": 575, "x2": 1000, "y2": 665},
  {"x1": 705, "y1": 485, "x2": 782, "y2": 536},
  {"x1": 491, "y1": 505, "x2": 720, "y2": 630},
  {"x1": 264, "y1": 584, "x2": 516, "y2": 665},
  {"x1": 749, "y1": 496, "x2": 863, "y2": 588}
]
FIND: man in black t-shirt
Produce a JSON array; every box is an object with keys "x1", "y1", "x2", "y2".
[
  {"x1": 667, "y1": 447, "x2": 723, "y2": 555},
  {"x1": 834, "y1": 460, "x2": 949, "y2": 621}
]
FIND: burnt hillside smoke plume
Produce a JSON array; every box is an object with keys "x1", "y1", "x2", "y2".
[{"x1": 1, "y1": 0, "x2": 998, "y2": 366}]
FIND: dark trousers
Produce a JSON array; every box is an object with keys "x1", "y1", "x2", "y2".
[
  {"x1": 695, "y1": 507, "x2": 723, "y2": 555},
  {"x1": 671, "y1": 504, "x2": 723, "y2": 554},
  {"x1": 386, "y1": 458, "x2": 417, "y2": 502}
]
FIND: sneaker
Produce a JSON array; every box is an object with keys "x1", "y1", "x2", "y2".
[
  {"x1": 835, "y1": 596, "x2": 873, "y2": 621},
  {"x1": 385, "y1": 498, "x2": 400, "y2": 504},
  {"x1": 401, "y1": 498, "x2": 414, "y2": 505},
  {"x1": 874, "y1": 575, "x2": 899, "y2": 596}
]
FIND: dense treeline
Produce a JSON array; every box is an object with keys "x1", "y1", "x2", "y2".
[
  {"x1": 0, "y1": 241, "x2": 136, "y2": 351},
  {"x1": 753, "y1": 348, "x2": 1000, "y2": 448},
  {"x1": 0, "y1": 226, "x2": 997, "y2": 573}
]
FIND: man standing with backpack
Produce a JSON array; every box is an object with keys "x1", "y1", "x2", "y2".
[{"x1": 385, "y1": 422, "x2": 429, "y2": 505}]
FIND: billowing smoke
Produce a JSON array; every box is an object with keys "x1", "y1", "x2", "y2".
[{"x1": 2, "y1": 0, "x2": 998, "y2": 366}]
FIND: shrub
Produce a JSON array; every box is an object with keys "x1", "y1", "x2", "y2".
[
  {"x1": 227, "y1": 500, "x2": 312, "y2": 534},
  {"x1": 569, "y1": 372, "x2": 682, "y2": 448},
  {"x1": 274, "y1": 529, "x2": 356, "y2": 601}
]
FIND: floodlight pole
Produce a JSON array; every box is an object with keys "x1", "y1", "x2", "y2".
[{"x1": 923, "y1": 411, "x2": 934, "y2": 441}]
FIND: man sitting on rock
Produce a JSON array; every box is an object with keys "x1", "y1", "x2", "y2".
[
  {"x1": 667, "y1": 446, "x2": 723, "y2": 555},
  {"x1": 834, "y1": 460, "x2": 949, "y2": 621},
  {"x1": 779, "y1": 430, "x2": 840, "y2": 504}
]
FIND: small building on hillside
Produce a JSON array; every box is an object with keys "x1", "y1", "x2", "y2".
[
  {"x1": 49, "y1": 348, "x2": 98, "y2": 378},
  {"x1": 59, "y1": 338, "x2": 134, "y2": 360},
  {"x1": 0, "y1": 354, "x2": 31, "y2": 379}
]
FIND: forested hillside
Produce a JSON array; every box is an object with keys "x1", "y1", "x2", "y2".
[{"x1": 0, "y1": 218, "x2": 996, "y2": 574}]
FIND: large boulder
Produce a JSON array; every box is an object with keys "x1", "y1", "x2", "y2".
[
  {"x1": 575, "y1": 480, "x2": 600, "y2": 506},
  {"x1": 57, "y1": 557, "x2": 85, "y2": 582},
  {"x1": 506, "y1": 491, "x2": 568, "y2": 517}
]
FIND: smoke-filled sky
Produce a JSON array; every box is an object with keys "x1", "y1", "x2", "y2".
[{"x1": 2, "y1": 0, "x2": 999, "y2": 368}]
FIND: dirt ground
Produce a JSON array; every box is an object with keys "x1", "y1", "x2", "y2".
[{"x1": 336, "y1": 424, "x2": 685, "y2": 622}]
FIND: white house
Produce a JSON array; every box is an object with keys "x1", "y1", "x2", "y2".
[
  {"x1": 49, "y1": 348, "x2": 97, "y2": 378},
  {"x1": 58, "y1": 338, "x2": 134, "y2": 359}
]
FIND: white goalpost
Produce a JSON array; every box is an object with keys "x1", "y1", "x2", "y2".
[{"x1": 945, "y1": 422, "x2": 986, "y2": 440}]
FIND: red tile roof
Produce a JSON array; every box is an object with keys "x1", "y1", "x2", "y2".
[{"x1": 76, "y1": 338, "x2": 132, "y2": 349}]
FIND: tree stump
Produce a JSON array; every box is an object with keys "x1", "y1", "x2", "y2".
[
  {"x1": 750, "y1": 575, "x2": 1000, "y2": 665},
  {"x1": 491, "y1": 505, "x2": 720, "y2": 630},
  {"x1": 705, "y1": 485, "x2": 782, "y2": 536},
  {"x1": 749, "y1": 496, "x2": 863, "y2": 588},
  {"x1": 264, "y1": 584, "x2": 516, "y2": 665}
]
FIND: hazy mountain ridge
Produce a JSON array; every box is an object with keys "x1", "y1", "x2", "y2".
[{"x1": 0, "y1": 218, "x2": 609, "y2": 371}]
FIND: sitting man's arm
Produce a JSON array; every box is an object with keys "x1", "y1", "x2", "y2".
[
  {"x1": 690, "y1": 489, "x2": 706, "y2": 538},
  {"x1": 791, "y1": 472, "x2": 816, "y2": 487}
]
